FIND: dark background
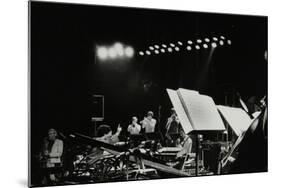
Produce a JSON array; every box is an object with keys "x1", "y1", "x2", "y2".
[{"x1": 30, "y1": 1, "x2": 267, "y2": 157}]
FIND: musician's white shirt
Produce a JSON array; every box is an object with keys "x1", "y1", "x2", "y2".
[
  {"x1": 127, "y1": 123, "x2": 141, "y2": 134},
  {"x1": 47, "y1": 139, "x2": 63, "y2": 167},
  {"x1": 141, "y1": 117, "x2": 156, "y2": 133}
]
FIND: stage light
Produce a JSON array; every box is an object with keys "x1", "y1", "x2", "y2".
[
  {"x1": 160, "y1": 49, "x2": 165, "y2": 53},
  {"x1": 220, "y1": 36, "x2": 226, "y2": 40},
  {"x1": 204, "y1": 38, "x2": 210, "y2": 42},
  {"x1": 213, "y1": 37, "x2": 218, "y2": 41},
  {"x1": 195, "y1": 45, "x2": 200, "y2": 50},
  {"x1": 168, "y1": 47, "x2": 173, "y2": 52},
  {"x1": 124, "y1": 46, "x2": 134, "y2": 57},
  {"x1": 108, "y1": 47, "x2": 118, "y2": 58},
  {"x1": 97, "y1": 47, "x2": 108, "y2": 60},
  {"x1": 149, "y1": 46, "x2": 154, "y2": 50},
  {"x1": 162, "y1": 44, "x2": 167, "y2": 48},
  {"x1": 154, "y1": 50, "x2": 159, "y2": 54},
  {"x1": 114, "y1": 42, "x2": 124, "y2": 56},
  {"x1": 186, "y1": 46, "x2": 192, "y2": 51},
  {"x1": 170, "y1": 43, "x2": 175, "y2": 47},
  {"x1": 197, "y1": 39, "x2": 202, "y2": 43},
  {"x1": 177, "y1": 41, "x2": 183, "y2": 46},
  {"x1": 139, "y1": 51, "x2": 144, "y2": 56},
  {"x1": 211, "y1": 42, "x2": 217, "y2": 48},
  {"x1": 227, "y1": 40, "x2": 232, "y2": 45},
  {"x1": 219, "y1": 40, "x2": 224, "y2": 46},
  {"x1": 154, "y1": 45, "x2": 160, "y2": 49},
  {"x1": 203, "y1": 44, "x2": 208, "y2": 49},
  {"x1": 146, "y1": 50, "x2": 151, "y2": 55},
  {"x1": 187, "y1": 40, "x2": 193, "y2": 45},
  {"x1": 175, "y1": 46, "x2": 180, "y2": 51}
]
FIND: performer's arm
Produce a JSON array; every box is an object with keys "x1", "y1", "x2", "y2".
[{"x1": 111, "y1": 124, "x2": 122, "y2": 143}]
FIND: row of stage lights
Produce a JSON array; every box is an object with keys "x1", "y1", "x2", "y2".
[
  {"x1": 96, "y1": 42, "x2": 134, "y2": 60},
  {"x1": 138, "y1": 36, "x2": 231, "y2": 56}
]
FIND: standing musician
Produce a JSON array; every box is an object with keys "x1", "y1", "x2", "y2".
[
  {"x1": 166, "y1": 108, "x2": 180, "y2": 134},
  {"x1": 40, "y1": 128, "x2": 64, "y2": 184},
  {"x1": 165, "y1": 108, "x2": 181, "y2": 146},
  {"x1": 127, "y1": 116, "x2": 141, "y2": 135},
  {"x1": 140, "y1": 111, "x2": 157, "y2": 133}
]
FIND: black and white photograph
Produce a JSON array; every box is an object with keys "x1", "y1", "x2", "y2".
[{"x1": 29, "y1": 1, "x2": 268, "y2": 187}]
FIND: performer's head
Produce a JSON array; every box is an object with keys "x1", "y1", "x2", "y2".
[
  {"x1": 171, "y1": 108, "x2": 176, "y2": 115},
  {"x1": 132, "y1": 116, "x2": 138, "y2": 124},
  {"x1": 147, "y1": 111, "x2": 154, "y2": 120},
  {"x1": 48, "y1": 128, "x2": 57, "y2": 141},
  {"x1": 97, "y1": 125, "x2": 112, "y2": 138},
  {"x1": 179, "y1": 128, "x2": 186, "y2": 139}
]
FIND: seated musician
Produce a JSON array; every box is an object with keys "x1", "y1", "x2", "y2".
[
  {"x1": 176, "y1": 129, "x2": 192, "y2": 158},
  {"x1": 86, "y1": 124, "x2": 122, "y2": 165},
  {"x1": 165, "y1": 108, "x2": 180, "y2": 146},
  {"x1": 40, "y1": 128, "x2": 63, "y2": 184},
  {"x1": 140, "y1": 111, "x2": 156, "y2": 133},
  {"x1": 127, "y1": 116, "x2": 141, "y2": 135},
  {"x1": 173, "y1": 129, "x2": 192, "y2": 170}
]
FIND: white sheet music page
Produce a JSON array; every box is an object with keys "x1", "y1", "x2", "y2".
[
  {"x1": 177, "y1": 88, "x2": 225, "y2": 131},
  {"x1": 217, "y1": 105, "x2": 252, "y2": 136},
  {"x1": 166, "y1": 89, "x2": 193, "y2": 134}
]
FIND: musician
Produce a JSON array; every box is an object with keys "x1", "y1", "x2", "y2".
[
  {"x1": 176, "y1": 129, "x2": 192, "y2": 159},
  {"x1": 140, "y1": 111, "x2": 157, "y2": 133},
  {"x1": 165, "y1": 108, "x2": 180, "y2": 146},
  {"x1": 86, "y1": 124, "x2": 122, "y2": 165},
  {"x1": 40, "y1": 128, "x2": 63, "y2": 184},
  {"x1": 166, "y1": 108, "x2": 180, "y2": 134},
  {"x1": 127, "y1": 116, "x2": 141, "y2": 135}
]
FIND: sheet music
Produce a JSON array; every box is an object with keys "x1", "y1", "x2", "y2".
[
  {"x1": 217, "y1": 105, "x2": 252, "y2": 136},
  {"x1": 178, "y1": 88, "x2": 225, "y2": 131},
  {"x1": 166, "y1": 89, "x2": 193, "y2": 134}
]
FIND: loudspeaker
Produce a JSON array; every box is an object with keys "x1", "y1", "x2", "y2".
[{"x1": 92, "y1": 95, "x2": 104, "y2": 121}]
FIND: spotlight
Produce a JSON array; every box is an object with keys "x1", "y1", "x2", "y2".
[
  {"x1": 108, "y1": 47, "x2": 118, "y2": 58},
  {"x1": 167, "y1": 47, "x2": 173, "y2": 52},
  {"x1": 219, "y1": 40, "x2": 224, "y2": 46},
  {"x1": 187, "y1": 40, "x2": 193, "y2": 45},
  {"x1": 204, "y1": 38, "x2": 210, "y2": 42},
  {"x1": 211, "y1": 42, "x2": 217, "y2": 48},
  {"x1": 149, "y1": 46, "x2": 154, "y2": 50},
  {"x1": 177, "y1": 41, "x2": 183, "y2": 46},
  {"x1": 203, "y1": 44, "x2": 208, "y2": 49},
  {"x1": 154, "y1": 50, "x2": 159, "y2": 54},
  {"x1": 170, "y1": 43, "x2": 175, "y2": 47},
  {"x1": 197, "y1": 39, "x2": 202, "y2": 43},
  {"x1": 227, "y1": 40, "x2": 232, "y2": 45},
  {"x1": 213, "y1": 37, "x2": 218, "y2": 41},
  {"x1": 162, "y1": 44, "x2": 167, "y2": 48},
  {"x1": 124, "y1": 46, "x2": 134, "y2": 57},
  {"x1": 186, "y1": 46, "x2": 192, "y2": 51},
  {"x1": 154, "y1": 45, "x2": 160, "y2": 49},
  {"x1": 160, "y1": 49, "x2": 165, "y2": 53},
  {"x1": 220, "y1": 36, "x2": 226, "y2": 40},
  {"x1": 175, "y1": 46, "x2": 180, "y2": 51},
  {"x1": 195, "y1": 45, "x2": 200, "y2": 50},
  {"x1": 146, "y1": 50, "x2": 151, "y2": 55},
  {"x1": 97, "y1": 47, "x2": 108, "y2": 60},
  {"x1": 114, "y1": 42, "x2": 124, "y2": 56},
  {"x1": 139, "y1": 51, "x2": 144, "y2": 56}
]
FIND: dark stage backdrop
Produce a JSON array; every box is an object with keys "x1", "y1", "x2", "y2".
[{"x1": 30, "y1": 1, "x2": 267, "y2": 162}]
